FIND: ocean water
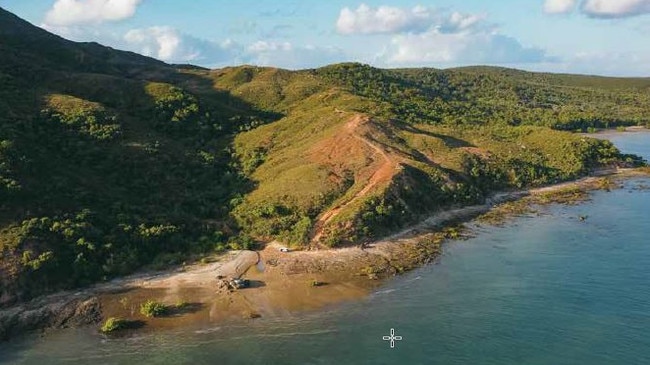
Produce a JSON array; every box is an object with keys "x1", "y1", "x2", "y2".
[{"x1": 1, "y1": 132, "x2": 649, "y2": 365}]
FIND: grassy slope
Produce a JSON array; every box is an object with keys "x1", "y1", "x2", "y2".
[
  {"x1": 210, "y1": 64, "x2": 648, "y2": 248},
  {"x1": 0, "y1": 8, "x2": 648, "y2": 305}
]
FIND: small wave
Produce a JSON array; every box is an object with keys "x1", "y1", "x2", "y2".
[
  {"x1": 194, "y1": 326, "x2": 222, "y2": 334},
  {"x1": 258, "y1": 329, "x2": 337, "y2": 338},
  {"x1": 217, "y1": 328, "x2": 338, "y2": 342},
  {"x1": 374, "y1": 288, "x2": 397, "y2": 295}
]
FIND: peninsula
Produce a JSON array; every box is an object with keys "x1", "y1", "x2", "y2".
[{"x1": 0, "y1": 7, "x2": 648, "y2": 339}]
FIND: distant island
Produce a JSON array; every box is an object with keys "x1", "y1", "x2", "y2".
[{"x1": 0, "y1": 4, "x2": 648, "y2": 321}]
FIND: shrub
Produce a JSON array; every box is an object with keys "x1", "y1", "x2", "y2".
[
  {"x1": 227, "y1": 234, "x2": 258, "y2": 250},
  {"x1": 100, "y1": 317, "x2": 128, "y2": 333},
  {"x1": 442, "y1": 226, "x2": 463, "y2": 239},
  {"x1": 140, "y1": 300, "x2": 168, "y2": 317}
]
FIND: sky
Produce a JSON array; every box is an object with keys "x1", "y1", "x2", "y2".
[{"x1": 0, "y1": 0, "x2": 649, "y2": 76}]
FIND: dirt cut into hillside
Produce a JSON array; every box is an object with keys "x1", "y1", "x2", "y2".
[{"x1": 308, "y1": 114, "x2": 403, "y2": 245}]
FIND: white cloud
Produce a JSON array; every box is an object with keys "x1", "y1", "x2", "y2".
[
  {"x1": 246, "y1": 41, "x2": 346, "y2": 69},
  {"x1": 248, "y1": 40, "x2": 292, "y2": 53},
  {"x1": 336, "y1": 4, "x2": 492, "y2": 35},
  {"x1": 543, "y1": 0, "x2": 650, "y2": 18},
  {"x1": 544, "y1": 0, "x2": 577, "y2": 14},
  {"x1": 581, "y1": 0, "x2": 650, "y2": 18},
  {"x1": 37, "y1": 19, "x2": 345, "y2": 69},
  {"x1": 524, "y1": 51, "x2": 650, "y2": 76},
  {"x1": 336, "y1": 3, "x2": 434, "y2": 34},
  {"x1": 439, "y1": 12, "x2": 489, "y2": 33},
  {"x1": 44, "y1": 0, "x2": 142, "y2": 26},
  {"x1": 337, "y1": 4, "x2": 547, "y2": 66},
  {"x1": 381, "y1": 29, "x2": 547, "y2": 65},
  {"x1": 123, "y1": 27, "x2": 238, "y2": 64},
  {"x1": 124, "y1": 27, "x2": 186, "y2": 60}
]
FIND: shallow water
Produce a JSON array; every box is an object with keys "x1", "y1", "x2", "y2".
[{"x1": 2, "y1": 132, "x2": 650, "y2": 365}]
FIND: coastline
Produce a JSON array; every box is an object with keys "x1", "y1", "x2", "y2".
[
  {"x1": 2, "y1": 167, "x2": 649, "y2": 341},
  {"x1": 582, "y1": 126, "x2": 650, "y2": 138}
]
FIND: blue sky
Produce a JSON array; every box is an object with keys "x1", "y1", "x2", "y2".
[{"x1": 1, "y1": 0, "x2": 649, "y2": 76}]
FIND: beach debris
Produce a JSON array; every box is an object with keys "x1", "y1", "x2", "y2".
[
  {"x1": 215, "y1": 277, "x2": 251, "y2": 291},
  {"x1": 227, "y1": 278, "x2": 250, "y2": 290},
  {"x1": 215, "y1": 279, "x2": 230, "y2": 293},
  {"x1": 310, "y1": 279, "x2": 325, "y2": 287},
  {"x1": 279, "y1": 247, "x2": 291, "y2": 252},
  {"x1": 242, "y1": 311, "x2": 261, "y2": 319}
]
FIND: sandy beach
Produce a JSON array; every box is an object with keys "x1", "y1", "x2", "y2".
[
  {"x1": 2, "y1": 167, "x2": 648, "y2": 338},
  {"x1": 93, "y1": 167, "x2": 648, "y2": 332}
]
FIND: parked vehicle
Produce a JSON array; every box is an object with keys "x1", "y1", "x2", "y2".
[{"x1": 229, "y1": 278, "x2": 250, "y2": 289}]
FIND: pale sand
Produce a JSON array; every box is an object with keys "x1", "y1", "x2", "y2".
[{"x1": 99, "y1": 243, "x2": 380, "y2": 330}]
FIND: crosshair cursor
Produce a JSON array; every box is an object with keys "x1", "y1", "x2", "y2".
[{"x1": 382, "y1": 328, "x2": 403, "y2": 348}]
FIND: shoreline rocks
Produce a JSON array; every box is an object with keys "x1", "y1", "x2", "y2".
[{"x1": 0, "y1": 296, "x2": 101, "y2": 341}]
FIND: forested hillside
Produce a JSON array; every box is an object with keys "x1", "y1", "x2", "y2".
[
  {"x1": 317, "y1": 63, "x2": 650, "y2": 130},
  {"x1": 0, "y1": 7, "x2": 647, "y2": 306},
  {"x1": 0, "y1": 7, "x2": 275, "y2": 305}
]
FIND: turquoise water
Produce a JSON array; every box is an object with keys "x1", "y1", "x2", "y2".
[{"x1": 2, "y1": 132, "x2": 650, "y2": 365}]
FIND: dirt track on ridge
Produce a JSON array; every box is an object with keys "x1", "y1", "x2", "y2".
[{"x1": 309, "y1": 114, "x2": 399, "y2": 244}]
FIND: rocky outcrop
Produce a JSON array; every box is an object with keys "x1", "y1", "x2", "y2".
[
  {"x1": 0, "y1": 286, "x2": 17, "y2": 309},
  {"x1": 0, "y1": 295, "x2": 101, "y2": 341}
]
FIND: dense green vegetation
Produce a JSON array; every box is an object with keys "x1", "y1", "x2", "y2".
[
  {"x1": 0, "y1": 8, "x2": 270, "y2": 305},
  {"x1": 0, "y1": 8, "x2": 647, "y2": 306},
  {"x1": 100, "y1": 317, "x2": 141, "y2": 333},
  {"x1": 139, "y1": 300, "x2": 168, "y2": 318},
  {"x1": 317, "y1": 63, "x2": 650, "y2": 130}
]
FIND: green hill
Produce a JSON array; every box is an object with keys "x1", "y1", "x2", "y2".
[
  {"x1": 0, "y1": 7, "x2": 274, "y2": 305},
  {"x1": 215, "y1": 64, "x2": 648, "y2": 247},
  {"x1": 0, "y1": 7, "x2": 647, "y2": 306}
]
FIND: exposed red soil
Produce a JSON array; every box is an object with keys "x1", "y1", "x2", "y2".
[{"x1": 308, "y1": 114, "x2": 401, "y2": 244}]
